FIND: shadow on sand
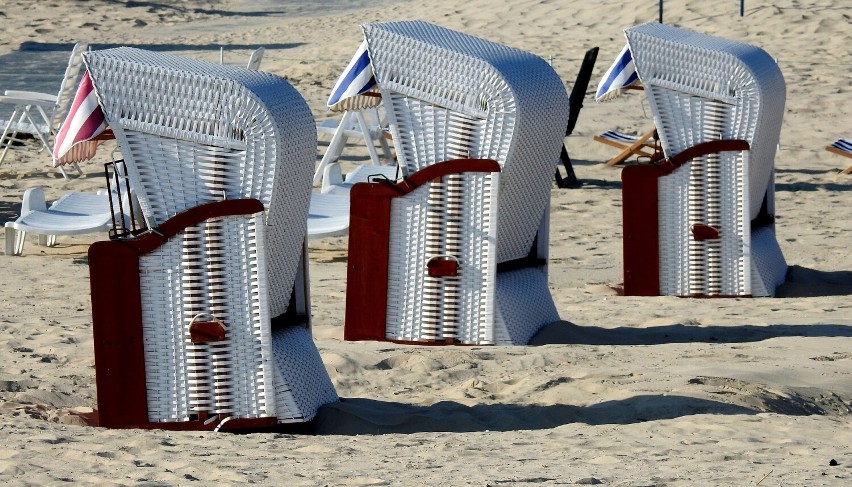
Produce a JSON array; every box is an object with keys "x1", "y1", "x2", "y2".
[{"x1": 315, "y1": 395, "x2": 756, "y2": 435}]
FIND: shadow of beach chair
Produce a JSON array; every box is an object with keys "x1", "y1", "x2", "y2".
[
  {"x1": 343, "y1": 21, "x2": 569, "y2": 345},
  {"x1": 825, "y1": 138, "x2": 851, "y2": 174},
  {"x1": 83, "y1": 48, "x2": 338, "y2": 430},
  {"x1": 0, "y1": 42, "x2": 88, "y2": 179},
  {"x1": 555, "y1": 46, "x2": 598, "y2": 188},
  {"x1": 620, "y1": 22, "x2": 787, "y2": 297}
]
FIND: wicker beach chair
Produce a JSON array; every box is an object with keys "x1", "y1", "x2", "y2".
[
  {"x1": 620, "y1": 23, "x2": 787, "y2": 297},
  {"x1": 84, "y1": 48, "x2": 338, "y2": 430},
  {"x1": 344, "y1": 21, "x2": 569, "y2": 345}
]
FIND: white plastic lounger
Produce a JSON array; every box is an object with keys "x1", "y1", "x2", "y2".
[
  {"x1": 307, "y1": 164, "x2": 400, "y2": 239},
  {"x1": 344, "y1": 21, "x2": 569, "y2": 345},
  {"x1": 620, "y1": 22, "x2": 787, "y2": 297},
  {"x1": 0, "y1": 42, "x2": 88, "y2": 179},
  {"x1": 5, "y1": 188, "x2": 116, "y2": 256}
]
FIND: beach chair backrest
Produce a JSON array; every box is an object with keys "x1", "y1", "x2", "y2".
[
  {"x1": 364, "y1": 20, "x2": 569, "y2": 264},
  {"x1": 84, "y1": 47, "x2": 316, "y2": 316},
  {"x1": 626, "y1": 22, "x2": 785, "y2": 221}
]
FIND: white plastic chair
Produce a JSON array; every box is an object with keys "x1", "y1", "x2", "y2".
[
  {"x1": 344, "y1": 21, "x2": 569, "y2": 345},
  {"x1": 621, "y1": 22, "x2": 787, "y2": 297},
  {"x1": 83, "y1": 47, "x2": 338, "y2": 430},
  {"x1": 4, "y1": 187, "x2": 134, "y2": 256},
  {"x1": 246, "y1": 47, "x2": 265, "y2": 70},
  {"x1": 314, "y1": 92, "x2": 394, "y2": 183},
  {"x1": 0, "y1": 43, "x2": 88, "y2": 179},
  {"x1": 307, "y1": 163, "x2": 401, "y2": 239}
]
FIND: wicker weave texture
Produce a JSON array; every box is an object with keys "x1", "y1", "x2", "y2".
[
  {"x1": 270, "y1": 326, "x2": 340, "y2": 423},
  {"x1": 364, "y1": 20, "x2": 569, "y2": 264},
  {"x1": 386, "y1": 172, "x2": 498, "y2": 344},
  {"x1": 361, "y1": 21, "x2": 566, "y2": 344},
  {"x1": 84, "y1": 48, "x2": 333, "y2": 424},
  {"x1": 84, "y1": 47, "x2": 315, "y2": 316},
  {"x1": 626, "y1": 23, "x2": 786, "y2": 296}
]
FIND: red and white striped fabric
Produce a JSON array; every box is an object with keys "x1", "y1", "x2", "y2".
[{"x1": 53, "y1": 71, "x2": 108, "y2": 166}]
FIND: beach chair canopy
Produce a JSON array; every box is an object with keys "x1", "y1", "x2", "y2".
[{"x1": 0, "y1": 42, "x2": 88, "y2": 178}]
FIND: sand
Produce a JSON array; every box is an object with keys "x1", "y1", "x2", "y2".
[{"x1": 0, "y1": 0, "x2": 850, "y2": 485}]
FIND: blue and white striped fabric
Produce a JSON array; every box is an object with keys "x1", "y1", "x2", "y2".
[
  {"x1": 595, "y1": 44, "x2": 640, "y2": 102},
  {"x1": 830, "y1": 138, "x2": 852, "y2": 154},
  {"x1": 327, "y1": 40, "x2": 377, "y2": 110}
]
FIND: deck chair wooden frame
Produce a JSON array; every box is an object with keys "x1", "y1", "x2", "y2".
[
  {"x1": 826, "y1": 139, "x2": 851, "y2": 174},
  {"x1": 594, "y1": 127, "x2": 658, "y2": 166}
]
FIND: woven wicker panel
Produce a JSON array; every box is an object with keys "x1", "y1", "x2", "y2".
[
  {"x1": 626, "y1": 22, "x2": 785, "y2": 221},
  {"x1": 364, "y1": 20, "x2": 568, "y2": 264},
  {"x1": 85, "y1": 48, "x2": 334, "y2": 424},
  {"x1": 138, "y1": 214, "x2": 274, "y2": 422},
  {"x1": 84, "y1": 47, "x2": 315, "y2": 316},
  {"x1": 270, "y1": 326, "x2": 340, "y2": 423},
  {"x1": 386, "y1": 172, "x2": 498, "y2": 344},
  {"x1": 493, "y1": 267, "x2": 559, "y2": 346},
  {"x1": 626, "y1": 23, "x2": 786, "y2": 296}
]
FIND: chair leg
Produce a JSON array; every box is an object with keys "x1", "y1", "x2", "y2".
[
  {"x1": 555, "y1": 145, "x2": 581, "y2": 188},
  {"x1": 5, "y1": 226, "x2": 24, "y2": 256},
  {"x1": 314, "y1": 111, "x2": 354, "y2": 184},
  {"x1": 354, "y1": 110, "x2": 382, "y2": 166}
]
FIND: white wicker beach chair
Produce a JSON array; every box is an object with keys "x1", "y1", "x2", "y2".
[
  {"x1": 83, "y1": 48, "x2": 338, "y2": 430},
  {"x1": 620, "y1": 23, "x2": 787, "y2": 297},
  {"x1": 344, "y1": 21, "x2": 569, "y2": 345}
]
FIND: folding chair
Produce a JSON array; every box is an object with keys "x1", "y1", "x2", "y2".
[
  {"x1": 593, "y1": 128, "x2": 659, "y2": 166},
  {"x1": 826, "y1": 138, "x2": 851, "y2": 174},
  {"x1": 344, "y1": 21, "x2": 569, "y2": 345},
  {"x1": 0, "y1": 42, "x2": 88, "y2": 179},
  {"x1": 555, "y1": 46, "x2": 598, "y2": 188},
  {"x1": 83, "y1": 48, "x2": 338, "y2": 430},
  {"x1": 620, "y1": 22, "x2": 787, "y2": 297}
]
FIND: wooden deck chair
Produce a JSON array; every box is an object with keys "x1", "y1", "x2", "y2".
[
  {"x1": 555, "y1": 46, "x2": 599, "y2": 188},
  {"x1": 83, "y1": 48, "x2": 338, "y2": 430},
  {"x1": 594, "y1": 128, "x2": 659, "y2": 166},
  {"x1": 826, "y1": 138, "x2": 851, "y2": 174},
  {"x1": 0, "y1": 43, "x2": 88, "y2": 179},
  {"x1": 620, "y1": 22, "x2": 787, "y2": 297},
  {"x1": 344, "y1": 21, "x2": 569, "y2": 345}
]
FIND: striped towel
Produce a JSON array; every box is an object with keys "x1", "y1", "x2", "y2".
[{"x1": 53, "y1": 71, "x2": 107, "y2": 166}]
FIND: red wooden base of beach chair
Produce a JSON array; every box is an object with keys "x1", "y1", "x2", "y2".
[
  {"x1": 89, "y1": 199, "x2": 286, "y2": 431},
  {"x1": 344, "y1": 158, "x2": 501, "y2": 344}
]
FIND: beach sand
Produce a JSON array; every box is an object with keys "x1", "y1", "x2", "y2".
[{"x1": 0, "y1": 0, "x2": 850, "y2": 485}]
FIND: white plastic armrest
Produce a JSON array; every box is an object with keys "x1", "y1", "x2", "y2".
[
  {"x1": 3, "y1": 91, "x2": 57, "y2": 103},
  {"x1": 0, "y1": 94, "x2": 55, "y2": 106}
]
